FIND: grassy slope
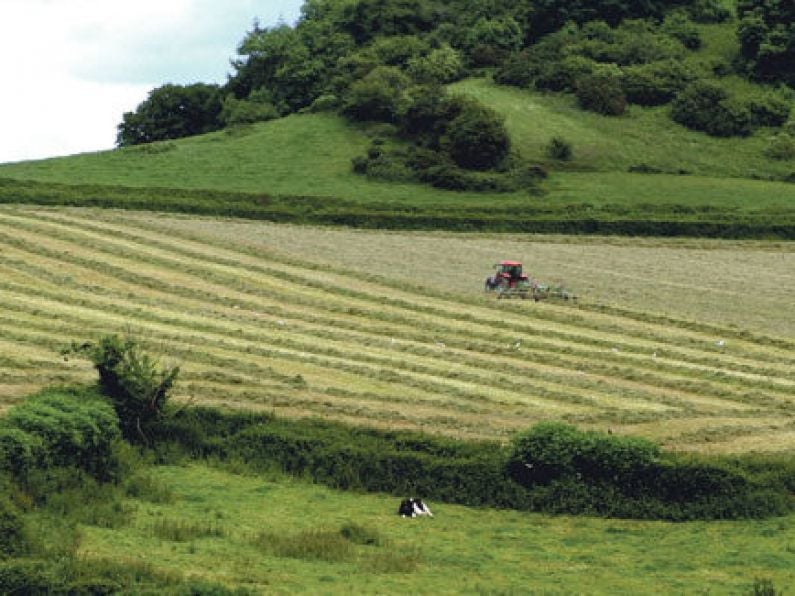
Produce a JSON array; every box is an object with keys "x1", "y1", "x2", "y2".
[
  {"x1": 0, "y1": 206, "x2": 792, "y2": 454},
  {"x1": 1, "y1": 84, "x2": 793, "y2": 216},
  {"x1": 78, "y1": 463, "x2": 795, "y2": 594}
]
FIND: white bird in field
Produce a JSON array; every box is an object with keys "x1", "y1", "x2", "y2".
[
  {"x1": 435, "y1": 341, "x2": 446, "y2": 348},
  {"x1": 277, "y1": 320, "x2": 286, "y2": 326},
  {"x1": 716, "y1": 340, "x2": 725, "y2": 347}
]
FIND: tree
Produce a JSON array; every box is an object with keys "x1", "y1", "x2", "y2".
[
  {"x1": 440, "y1": 98, "x2": 511, "y2": 170},
  {"x1": 116, "y1": 83, "x2": 222, "y2": 146},
  {"x1": 737, "y1": 0, "x2": 795, "y2": 86},
  {"x1": 342, "y1": 66, "x2": 413, "y2": 122},
  {"x1": 671, "y1": 81, "x2": 753, "y2": 137},
  {"x1": 67, "y1": 335, "x2": 180, "y2": 444}
]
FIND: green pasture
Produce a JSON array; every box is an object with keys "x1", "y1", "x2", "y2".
[
  {"x1": 77, "y1": 463, "x2": 795, "y2": 594},
  {"x1": 0, "y1": 79, "x2": 793, "y2": 223}
]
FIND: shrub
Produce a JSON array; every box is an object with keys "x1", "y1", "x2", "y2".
[
  {"x1": 763, "y1": 133, "x2": 795, "y2": 160},
  {"x1": 0, "y1": 499, "x2": 28, "y2": 558},
  {"x1": 575, "y1": 71, "x2": 627, "y2": 115},
  {"x1": 509, "y1": 422, "x2": 660, "y2": 487},
  {"x1": 3, "y1": 388, "x2": 122, "y2": 480},
  {"x1": 671, "y1": 81, "x2": 752, "y2": 136},
  {"x1": 622, "y1": 60, "x2": 699, "y2": 106},
  {"x1": 66, "y1": 335, "x2": 179, "y2": 445},
  {"x1": 687, "y1": 0, "x2": 732, "y2": 23},
  {"x1": 219, "y1": 90, "x2": 279, "y2": 126},
  {"x1": 342, "y1": 66, "x2": 413, "y2": 123},
  {"x1": 0, "y1": 427, "x2": 43, "y2": 477},
  {"x1": 494, "y1": 51, "x2": 535, "y2": 88},
  {"x1": 747, "y1": 94, "x2": 792, "y2": 127},
  {"x1": 662, "y1": 12, "x2": 702, "y2": 49},
  {"x1": 439, "y1": 99, "x2": 511, "y2": 170},
  {"x1": 547, "y1": 137, "x2": 573, "y2": 161},
  {"x1": 407, "y1": 44, "x2": 464, "y2": 84}
]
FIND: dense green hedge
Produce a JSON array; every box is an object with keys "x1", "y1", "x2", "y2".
[
  {"x1": 0, "y1": 386, "x2": 121, "y2": 481},
  {"x1": 150, "y1": 407, "x2": 794, "y2": 520},
  {"x1": 1, "y1": 177, "x2": 793, "y2": 239}
]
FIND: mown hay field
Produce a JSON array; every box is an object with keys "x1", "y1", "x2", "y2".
[{"x1": 0, "y1": 206, "x2": 793, "y2": 453}]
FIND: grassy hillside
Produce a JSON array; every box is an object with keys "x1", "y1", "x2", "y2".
[
  {"x1": 3, "y1": 83, "x2": 794, "y2": 205},
  {"x1": 1, "y1": 96, "x2": 793, "y2": 237},
  {"x1": 1, "y1": 206, "x2": 792, "y2": 454},
  {"x1": 74, "y1": 463, "x2": 794, "y2": 594}
]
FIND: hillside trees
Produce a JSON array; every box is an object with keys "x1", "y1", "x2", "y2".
[
  {"x1": 116, "y1": 83, "x2": 223, "y2": 146},
  {"x1": 737, "y1": 0, "x2": 795, "y2": 86}
]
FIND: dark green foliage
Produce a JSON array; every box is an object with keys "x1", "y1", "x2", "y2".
[
  {"x1": 342, "y1": 66, "x2": 413, "y2": 123},
  {"x1": 509, "y1": 422, "x2": 660, "y2": 486},
  {"x1": 737, "y1": 0, "x2": 795, "y2": 86},
  {"x1": 116, "y1": 84, "x2": 223, "y2": 147},
  {"x1": 571, "y1": 20, "x2": 685, "y2": 66},
  {"x1": 407, "y1": 44, "x2": 465, "y2": 84},
  {"x1": 1, "y1": 176, "x2": 793, "y2": 239},
  {"x1": 439, "y1": 98, "x2": 511, "y2": 169},
  {"x1": 219, "y1": 90, "x2": 279, "y2": 126},
  {"x1": 547, "y1": 137, "x2": 573, "y2": 161},
  {"x1": 522, "y1": 0, "x2": 686, "y2": 40},
  {"x1": 622, "y1": 60, "x2": 699, "y2": 105},
  {"x1": 465, "y1": 17, "x2": 523, "y2": 66},
  {"x1": 575, "y1": 71, "x2": 627, "y2": 115},
  {"x1": 747, "y1": 94, "x2": 792, "y2": 127},
  {"x1": 66, "y1": 335, "x2": 179, "y2": 444},
  {"x1": 493, "y1": 51, "x2": 535, "y2": 88},
  {"x1": 686, "y1": 0, "x2": 732, "y2": 24},
  {"x1": 148, "y1": 407, "x2": 794, "y2": 521},
  {"x1": 661, "y1": 12, "x2": 702, "y2": 49},
  {"x1": 764, "y1": 133, "x2": 795, "y2": 160},
  {"x1": 0, "y1": 499, "x2": 28, "y2": 558},
  {"x1": 341, "y1": 0, "x2": 436, "y2": 44},
  {"x1": 671, "y1": 81, "x2": 752, "y2": 136},
  {"x1": 2, "y1": 387, "x2": 121, "y2": 480},
  {"x1": 340, "y1": 523, "x2": 383, "y2": 546}
]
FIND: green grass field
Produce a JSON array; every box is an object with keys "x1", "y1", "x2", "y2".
[
  {"x1": 1, "y1": 205, "x2": 792, "y2": 454},
  {"x1": 1, "y1": 79, "x2": 793, "y2": 220},
  {"x1": 75, "y1": 463, "x2": 795, "y2": 594}
]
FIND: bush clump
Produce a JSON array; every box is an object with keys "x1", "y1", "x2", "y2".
[
  {"x1": 547, "y1": 137, "x2": 573, "y2": 161},
  {"x1": 2, "y1": 387, "x2": 122, "y2": 480},
  {"x1": 66, "y1": 335, "x2": 180, "y2": 444},
  {"x1": 671, "y1": 81, "x2": 752, "y2": 136},
  {"x1": 575, "y1": 71, "x2": 627, "y2": 116}
]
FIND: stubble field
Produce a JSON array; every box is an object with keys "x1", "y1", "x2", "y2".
[{"x1": 0, "y1": 205, "x2": 793, "y2": 453}]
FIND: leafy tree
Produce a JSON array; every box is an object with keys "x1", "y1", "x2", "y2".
[
  {"x1": 341, "y1": 0, "x2": 436, "y2": 44},
  {"x1": 737, "y1": 0, "x2": 795, "y2": 85},
  {"x1": 465, "y1": 17, "x2": 523, "y2": 66},
  {"x1": 622, "y1": 59, "x2": 700, "y2": 105},
  {"x1": 671, "y1": 81, "x2": 753, "y2": 136},
  {"x1": 342, "y1": 66, "x2": 413, "y2": 122},
  {"x1": 407, "y1": 44, "x2": 465, "y2": 83},
  {"x1": 440, "y1": 98, "x2": 511, "y2": 169},
  {"x1": 67, "y1": 335, "x2": 179, "y2": 444},
  {"x1": 219, "y1": 90, "x2": 279, "y2": 126},
  {"x1": 575, "y1": 68, "x2": 627, "y2": 115},
  {"x1": 116, "y1": 84, "x2": 222, "y2": 146}
]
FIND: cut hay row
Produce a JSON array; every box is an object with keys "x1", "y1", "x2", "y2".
[{"x1": 0, "y1": 207, "x2": 792, "y2": 452}]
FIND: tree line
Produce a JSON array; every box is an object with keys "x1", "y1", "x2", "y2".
[{"x1": 116, "y1": 0, "x2": 794, "y2": 184}]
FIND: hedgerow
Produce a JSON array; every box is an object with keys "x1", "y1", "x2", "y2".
[{"x1": 149, "y1": 407, "x2": 795, "y2": 521}]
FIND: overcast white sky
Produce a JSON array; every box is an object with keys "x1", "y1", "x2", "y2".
[{"x1": 0, "y1": 0, "x2": 303, "y2": 164}]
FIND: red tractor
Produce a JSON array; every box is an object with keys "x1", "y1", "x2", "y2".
[
  {"x1": 484, "y1": 260, "x2": 533, "y2": 298},
  {"x1": 485, "y1": 260, "x2": 577, "y2": 301}
]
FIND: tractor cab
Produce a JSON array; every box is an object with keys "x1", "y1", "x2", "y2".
[
  {"x1": 485, "y1": 260, "x2": 531, "y2": 294},
  {"x1": 495, "y1": 261, "x2": 525, "y2": 281}
]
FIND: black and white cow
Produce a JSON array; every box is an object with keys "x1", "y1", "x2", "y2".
[{"x1": 398, "y1": 497, "x2": 433, "y2": 518}]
